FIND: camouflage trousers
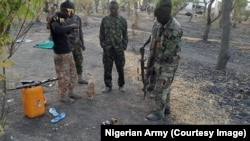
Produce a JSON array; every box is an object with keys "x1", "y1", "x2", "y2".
[
  {"x1": 71, "y1": 44, "x2": 83, "y2": 75},
  {"x1": 54, "y1": 52, "x2": 77, "y2": 96},
  {"x1": 152, "y1": 57, "x2": 180, "y2": 113},
  {"x1": 102, "y1": 48, "x2": 125, "y2": 88}
]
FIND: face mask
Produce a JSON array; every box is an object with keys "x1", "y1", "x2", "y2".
[{"x1": 66, "y1": 8, "x2": 74, "y2": 16}]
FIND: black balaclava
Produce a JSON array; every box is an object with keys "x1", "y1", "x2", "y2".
[
  {"x1": 60, "y1": 0, "x2": 75, "y2": 17},
  {"x1": 154, "y1": 0, "x2": 172, "y2": 19}
]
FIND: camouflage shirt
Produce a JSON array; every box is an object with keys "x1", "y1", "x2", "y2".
[
  {"x1": 99, "y1": 15, "x2": 128, "y2": 50},
  {"x1": 153, "y1": 17, "x2": 183, "y2": 67}
]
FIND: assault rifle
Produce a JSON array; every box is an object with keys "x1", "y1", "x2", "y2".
[
  {"x1": 140, "y1": 36, "x2": 157, "y2": 99},
  {"x1": 7, "y1": 77, "x2": 59, "y2": 91},
  {"x1": 140, "y1": 36, "x2": 151, "y2": 99}
]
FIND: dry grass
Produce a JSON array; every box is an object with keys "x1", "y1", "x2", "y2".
[
  {"x1": 124, "y1": 20, "x2": 250, "y2": 124},
  {"x1": 124, "y1": 48, "x2": 231, "y2": 124}
]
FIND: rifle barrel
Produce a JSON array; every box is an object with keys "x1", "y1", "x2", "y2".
[{"x1": 7, "y1": 77, "x2": 59, "y2": 91}]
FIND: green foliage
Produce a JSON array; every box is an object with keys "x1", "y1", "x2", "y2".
[
  {"x1": 0, "y1": 0, "x2": 43, "y2": 47},
  {"x1": 172, "y1": 0, "x2": 186, "y2": 13},
  {"x1": 233, "y1": 0, "x2": 248, "y2": 8},
  {"x1": 0, "y1": 0, "x2": 43, "y2": 137},
  {"x1": 0, "y1": 124, "x2": 4, "y2": 136},
  {"x1": 193, "y1": 0, "x2": 200, "y2": 4},
  {"x1": 232, "y1": 0, "x2": 249, "y2": 26},
  {"x1": 146, "y1": 0, "x2": 187, "y2": 14},
  {"x1": 0, "y1": 34, "x2": 11, "y2": 49}
]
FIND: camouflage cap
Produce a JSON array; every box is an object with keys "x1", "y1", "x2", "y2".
[{"x1": 154, "y1": 0, "x2": 172, "y2": 19}]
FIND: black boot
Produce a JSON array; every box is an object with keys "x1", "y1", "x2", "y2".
[
  {"x1": 68, "y1": 88, "x2": 82, "y2": 99},
  {"x1": 78, "y1": 74, "x2": 88, "y2": 84},
  {"x1": 59, "y1": 94, "x2": 76, "y2": 103}
]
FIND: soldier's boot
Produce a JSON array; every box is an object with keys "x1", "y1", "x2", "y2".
[
  {"x1": 68, "y1": 88, "x2": 82, "y2": 99},
  {"x1": 102, "y1": 87, "x2": 112, "y2": 93},
  {"x1": 146, "y1": 109, "x2": 165, "y2": 121},
  {"x1": 119, "y1": 86, "x2": 126, "y2": 92},
  {"x1": 146, "y1": 105, "x2": 171, "y2": 121},
  {"x1": 78, "y1": 74, "x2": 88, "y2": 84},
  {"x1": 59, "y1": 94, "x2": 76, "y2": 103},
  {"x1": 164, "y1": 105, "x2": 171, "y2": 115},
  {"x1": 146, "y1": 98, "x2": 171, "y2": 121}
]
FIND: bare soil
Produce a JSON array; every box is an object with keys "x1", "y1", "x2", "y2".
[{"x1": 2, "y1": 11, "x2": 250, "y2": 141}]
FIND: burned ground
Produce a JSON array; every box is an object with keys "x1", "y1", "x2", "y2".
[{"x1": 1, "y1": 11, "x2": 250, "y2": 141}]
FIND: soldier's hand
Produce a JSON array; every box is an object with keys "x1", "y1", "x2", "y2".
[
  {"x1": 70, "y1": 24, "x2": 79, "y2": 29},
  {"x1": 81, "y1": 45, "x2": 86, "y2": 51},
  {"x1": 140, "y1": 47, "x2": 144, "y2": 54},
  {"x1": 147, "y1": 67, "x2": 155, "y2": 74}
]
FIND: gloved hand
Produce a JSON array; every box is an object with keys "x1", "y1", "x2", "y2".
[{"x1": 70, "y1": 24, "x2": 79, "y2": 29}]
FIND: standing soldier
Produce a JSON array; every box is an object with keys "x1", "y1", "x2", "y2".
[
  {"x1": 64, "y1": 0, "x2": 88, "y2": 85},
  {"x1": 99, "y1": 1, "x2": 128, "y2": 93},
  {"x1": 145, "y1": 0, "x2": 183, "y2": 121},
  {"x1": 49, "y1": 0, "x2": 81, "y2": 103},
  {"x1": 51, "y1": 0, "x2": 58, "y2": 16}
]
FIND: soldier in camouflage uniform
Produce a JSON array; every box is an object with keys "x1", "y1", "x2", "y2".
[
  {"x1": 65, "y1": 0, "x2": 88, "y2": 85},
  {"x1": 99, "y1": 1, "x2": 128, "y2": 93},
  {"x1": 145, "y1": 0, "x2": 183, "y2": 121},
  {"x1": 49, "y1": 0, "x2": 81, "y2": 103}
]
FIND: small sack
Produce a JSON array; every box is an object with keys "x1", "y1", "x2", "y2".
[{"x1": 86, "y1": 74, "x2": 95, "y2": 99}]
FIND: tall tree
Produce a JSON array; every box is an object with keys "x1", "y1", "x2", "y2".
[{"x1": 215, "y1": 0, "x2": 232, "y2": 71}]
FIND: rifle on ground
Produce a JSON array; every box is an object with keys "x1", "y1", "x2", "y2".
[
  {"x1": 139, "y1": 35, "x2": 157, "y2": 99},
  {"x1": 7, "y1": 77, "x2": 59, "y2": 91}
]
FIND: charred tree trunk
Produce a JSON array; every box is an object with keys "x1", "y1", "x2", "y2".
[
  {"x1": 132, "y1": 2, "x2": 139, "y2": 29},
  {"x1": 203, "y1": 0, "x2": 214, "y2": 41},
  {"x1": 203, "y1": 0, "x2": 208, "y2": 14},
  {"x1": 216, "y1": 0, "x2": 232, "y2": 71},
  {"x1": 127, "y1": 2, "x2": 131, "y2": 17}
]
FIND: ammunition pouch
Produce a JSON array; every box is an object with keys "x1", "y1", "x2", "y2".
[{"x1": 156, "y1": 57, "x2": 173, "y2": 64}]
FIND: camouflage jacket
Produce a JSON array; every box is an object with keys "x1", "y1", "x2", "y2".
[
  {"x1": 152, "y1": 17, "x2": 183, "y2": 66},
  {"x1": 99, "y1": 15, "x2": 128, "y2": 51}
]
